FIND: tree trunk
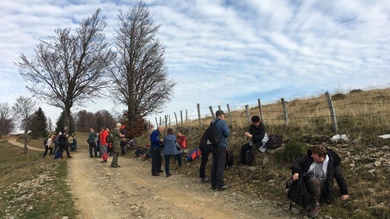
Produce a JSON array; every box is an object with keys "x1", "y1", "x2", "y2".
[{"x1": 23, "y1": 133, "x2": 28, "y2": 154}]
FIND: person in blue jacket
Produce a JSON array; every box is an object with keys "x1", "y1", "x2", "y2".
[
  {"x1": 210, "y1": 110, "x2": 230, "y2": 191},
  {"x1": 150, "y1": 126, "x2": 164, "y2": 176},
  {"x1": 163, "y1": 128, "x2": 182, "y2": 177}
]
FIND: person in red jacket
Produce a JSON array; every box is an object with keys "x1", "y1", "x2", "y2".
[
  {"x1": 176, "y1": 131, "x2": 187, "y2": 151},
  {"x1": 99, "y1": 126, "x2": 109, "y2": 163}
]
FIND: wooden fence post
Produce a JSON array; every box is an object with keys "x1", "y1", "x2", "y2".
[
  {"x1": 197, "y1": 103, "x2": 201, "y2": 126},
  {"x1": 227, "y1": 104, "x2": 233, "y2": 129},
  {"x1": 258, "y1": 98, "x2": 263, "y2": 123},
  {"x1": 209, "y1": 106, "x2": 215, "y2": 119},
  {"x1": 180, "y1": 110, "x2": 183, "y2": 127},
  {"x1": 218, "y1": 105, "x2": 221, "y2": 110},
  {"x1": 186, "y1": 110, "x2": 188, "y2": 124},
  {"x1": 155, "y1": 117, "x2": 158, "y2": 128},
  {"x1": 325, "y1": 91, "x2": 338, "y2": 133},
  {"x1": 174, "y1": 112, "x2": 178, "y2": 125},
  {"x1": 245, "y1": 105, "x2": 251, "y2": 124},
  {"x1": 281, "y1": 98, "x2": 288, "y2": 127}
]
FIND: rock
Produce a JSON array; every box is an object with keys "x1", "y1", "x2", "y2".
[
  {"x1": 368, "y1": 169, "x2": 376, "y2": 174},
  {"x1": 363, "y1": 163, "x2": 374, "y2": 169},
  {"x1": 373, "y1": 161, "x2": 381, "y2": 167},
  {"x1": 290, "y1": 207, "x2": 300, "y2": 214}
]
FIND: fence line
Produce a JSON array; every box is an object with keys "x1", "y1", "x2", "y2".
[{"x1": 150, "y1": 90, "x2": 390, "y2": 134}]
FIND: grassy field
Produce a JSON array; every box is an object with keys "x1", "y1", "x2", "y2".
[
  {"x1": 133, "y1": 87, "x2": 390, "y2": 219},
  {"x1": 0, "y1": 141, "x2": 78, "y2": 219},
  {"x1": 1, "y1": 87, "x2": 389, "y2": 219}
]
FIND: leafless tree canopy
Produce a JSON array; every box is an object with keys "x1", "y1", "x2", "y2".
[
  {"x1": 0, "y1": 103, "x2": 15, "y2": 135},
  {"x1": 12, "y1": 96, "x2": 37, "y2": 133},
  {"x1": 16, "y1": 9, "x2": 116, "y2": 121},
  {"x1": 111, "y1": 2, "x2": 176, "y2": 125}
]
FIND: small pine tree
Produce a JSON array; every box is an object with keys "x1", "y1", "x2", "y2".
[
  {"x1": 28, "y1": 107, "x2": 48, "y2": 138},
  {"x1": 55, "y1": 111, "x2": 75, "y2": 134},
  {"x1": 55, "y1": 111, "x2": 66, "y2": 133}
]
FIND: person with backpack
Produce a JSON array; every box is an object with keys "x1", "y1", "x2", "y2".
[
  {"x1": 289, "y1": 145, "x2": 349, "y2": 218},
  {"x1": 210, "y1": 110, "x2": 230, "y2": 191},
  {"x1": 120, "y1": 124, "x2": 128, "y2": 155},
  {"x1": 111, "y1": 123, "x2": 125, "y2": 168},
  {"x1": 43, "y1": 134, "x2": 53, "y2": 158},
  {"x1": 99, "y1": 126, "x2": 109, "y2": 163},
  {"x1": 87, "y1": 128, "x2": 98, "y2": 158},
  {"x1": 163, "y1": 128, "x2": 182, "y2": 177},
  {"x1": 150, "y1": 126, "x2": 164, "y2": 176},
  {"x1": 238, "y1": 115, "x2": 268, "y2": 166},
  {"x1": 53, "y1": 133, "x2": 60, "y2": 155},
  {"x1": 199, "y1": 129, "x2": 212, "y2": 183},
  {"x1": 176, "y1": 131, "x2": 187, "y2": 151},
  {"x1": 106, "y1": 127, "x2": 113, "y2": 156}
]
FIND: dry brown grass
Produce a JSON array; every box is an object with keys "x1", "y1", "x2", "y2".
[{"x1": 134, "y1": 87, "x2": 390, "y2": 219}]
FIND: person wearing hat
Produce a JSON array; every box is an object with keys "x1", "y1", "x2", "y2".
[{"x1": 210, "y1": 110, "x2": 230, "y2": 191}]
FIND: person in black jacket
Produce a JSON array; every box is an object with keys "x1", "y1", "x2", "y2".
[
  {"x1": 238, "y1": 115, "x2": 268, "y2": 165},
  {"x1": 290, "y1": 145, "x2": 349, "y2": 218}
]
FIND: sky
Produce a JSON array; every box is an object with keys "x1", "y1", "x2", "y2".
[{"x1": 1, "y1": 0, "x2": 390, "y2": 128}]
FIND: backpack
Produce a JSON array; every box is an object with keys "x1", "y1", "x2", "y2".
[
  {"x1": 225, "y1": 149, "x2": 234, "y2": 168},
  {"x1": 186, "y1": 148, "x2": 202, "y2": 162},
  {"x1": 43, "y1": 138, "x2": 48, "y2": 146},
  {"x1": 266, "y1": 134, "x2": 283, "y2": 149},
  {"x1": 286, "y1": 175, "x2": 311, "y2": 210},
  {"x1": 203, "y1": 120, "x2": 221, "y2": 146},
  {"x1": 106, "y1": 133, "x2": 113, "y2": 143}
]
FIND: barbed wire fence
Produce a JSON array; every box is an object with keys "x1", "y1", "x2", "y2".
[{"x1": 148, "y1": 89, "x2": 390, "y2": 134}]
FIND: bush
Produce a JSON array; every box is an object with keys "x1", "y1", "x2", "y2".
[{"x1": 274, "y1": 140, "x2": 309, "y2": 163}]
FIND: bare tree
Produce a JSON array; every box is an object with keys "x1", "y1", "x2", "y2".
[
  {"x1": 111, "y1": 2, "x2": 176, "y2": 127},
  {"x1": 16, "y1": 9, "x2": 116, "y2": 127},
  {"x1": 0, "y1": 103, "x2": 15, "y2": 136},
  {"x1": 12, "y1": 96, "x2": 36, "y2": 154}
]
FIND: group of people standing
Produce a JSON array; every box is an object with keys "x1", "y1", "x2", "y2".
[
  {"x1": 87, "y1": 123, "x2": 125, "y2": 168},
  {"x1": 43, "y1": 126, "x2": 74, "y2": 159},
  {"x1": 148, "y1": 109, "x2": 350, "y2": 218},
  {"x1": 41, "y1": 111, "x2": 349, "y2": 218}
]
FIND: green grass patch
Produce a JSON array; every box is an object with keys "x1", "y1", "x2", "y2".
[{"x1": 0, "y1": 142, "x2": 79, "y2": 219}]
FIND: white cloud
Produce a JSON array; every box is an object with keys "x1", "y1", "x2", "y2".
[{"x1": 1, "y1": 0, "x2": 389, "y2": 125}]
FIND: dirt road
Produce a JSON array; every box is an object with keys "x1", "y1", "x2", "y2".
[
  {"x1": 68, "y1": 150, "x2": 284, "y2": 219},
  {"x1": 7, "y1": 138, "x2": 44, "y2": 152}
]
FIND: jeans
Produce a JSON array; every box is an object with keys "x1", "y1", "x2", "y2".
[
  {"x1": 211, "y1": 146, "x2": 226, "y2": 189},
  {"x1": 89, "y1": 142, "x2": 97, "y2": 157},
  {"x1": 239, "y1": 143, "x2": 252, "y2": 165},
  {"x1": 43, "y1": 146, "x2": 53, "y2": 158},
  {"x1": 199, "y1": 144, "x2": 211, "y2": 178},
  {"x1": 151, "y1": 148, "x2": 162, "y2": 175},
  {"x1": 164, "y1": 154, "x2": 182, "y2": 175}
]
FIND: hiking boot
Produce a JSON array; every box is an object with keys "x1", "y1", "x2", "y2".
[
  {"x1": 308, "y1": 205, "x2": 321, "y2": 218},
  {"x1": 152, "y1": 173, "x2": 160, "y2": 176},
  {"x1": 217, "y1": 185, "x2": 229, "y2": 191},
  {"x1": 111, "y1": 164, "x2": 120, "y2": 168},
  {"x1": 200, "y1": 177, "x2": 210, "y2": 183},
  {"x1": 166, "y1": 173, "x2": 172, "y2": 177}
]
